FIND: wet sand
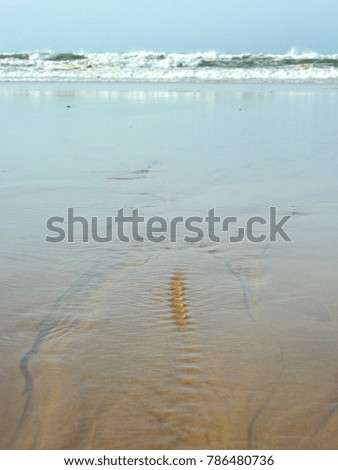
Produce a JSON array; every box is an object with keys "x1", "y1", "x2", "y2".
[{"x1": 0, "y1": 83, "x2": 338, "y2": 449}]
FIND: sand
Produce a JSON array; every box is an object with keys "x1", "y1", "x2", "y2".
[{"x1": 0, "y1": 83, "x2": 338, "y2": 449}]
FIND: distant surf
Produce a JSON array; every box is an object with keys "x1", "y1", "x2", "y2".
[{"x1": 1, "y1": 49, "x2": 338, "y2": 82}]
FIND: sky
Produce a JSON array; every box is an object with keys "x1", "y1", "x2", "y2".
[{"x1": 0, "y1": 0, "x2": 337, "y2": 54}]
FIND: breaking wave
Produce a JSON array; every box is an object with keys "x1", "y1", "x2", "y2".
[{"x1": 0, "y1": 49, "x2": 338, "y2": 82}]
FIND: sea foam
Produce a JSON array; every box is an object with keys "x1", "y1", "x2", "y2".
[{"x1": 1, "y1": 50, "x2": 338, "y2": 82}]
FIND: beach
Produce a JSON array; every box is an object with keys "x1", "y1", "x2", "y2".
[{"x1": 1, "y1": 82, "x2": 338, "y2": 449}]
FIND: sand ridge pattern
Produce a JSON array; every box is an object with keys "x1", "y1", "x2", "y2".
[
  {"x1": 169, "y1": 273, "x2": 189, "y2": 327},
  {"x1": 152, "y1": 271, "x2": 218, "y2": 448}
]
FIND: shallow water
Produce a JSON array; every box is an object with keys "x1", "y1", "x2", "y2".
[{"x1": 1, "y1": 83, "x2": 338, "y2": 449}]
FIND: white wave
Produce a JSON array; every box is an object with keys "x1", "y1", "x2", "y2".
[
  {"x1": 1, "y1": 50, "x2": 338, "y2": 83},
  {"x1": 286, "y1": 48, "x2": 322, "y2": 59}
]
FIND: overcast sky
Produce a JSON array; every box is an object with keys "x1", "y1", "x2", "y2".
[{"x1": 1, "y1": 0, "x2": 337, "y2": 53}]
